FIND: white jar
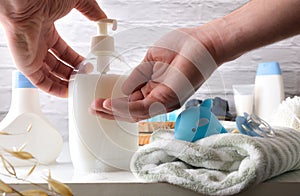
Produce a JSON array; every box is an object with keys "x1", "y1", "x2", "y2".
[{"x1": 254, "y1": 62, "x2": 285, "y2": 123}]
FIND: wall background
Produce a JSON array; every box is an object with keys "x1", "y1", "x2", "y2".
[{"x1": 0, "y1": 0, "x2": 299, "y2": 142}]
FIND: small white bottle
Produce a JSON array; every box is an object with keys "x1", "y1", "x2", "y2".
[
  {"x1": 0, "y1": 71, "x2": 63, "y2": 166},
  {"x1": 254, "y1": 62, "x2": 285, "y2": 123},
  {"x1": 68, "y1": 19, "x2": 138, "y2": 173}
]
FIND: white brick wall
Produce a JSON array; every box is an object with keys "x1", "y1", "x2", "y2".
[{"x1": 0, "y1": 0, "x2": 299, "y2": 140}]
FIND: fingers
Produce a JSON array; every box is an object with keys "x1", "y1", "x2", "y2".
[
  {"x1": 27, "y1": 64, "x2": 69, "y2": 97},
  {"x1": 75, "y1": 0, "x2": 107, "y2": 21},
  {"x1": 89, "y1": 108, "x2": 138, "y2": 122},
  {"x1": 90, "y1": 98, "x2": 139, "y2": 122},
  {"x1": 50, "y1": 34, "x2": 84, "y2": 70},
  {"x1": 45, "y1": 29, "x2": 84, "y2": 80},
  {"x1": 128, "y1": 90, "x2": 144, "y2": 102},
  {"x1": 90, "y1": 83, "x2": 180, "y2": 122},
  {"x1": 153, "y1": 55, "x2": 200, "y2": 104},
  {"x1": 122, "y1": 60, "x2": 153, "y2": 95},
  {"x1": 122, "y1": 46, "x2": 177, "y2": 95},
  {"x1": 90, "y1": 98, "x2": 113, "y2": 116},
  {"x1": 38, "y1": 31, "x2": 85, "y2": 97},
  {"x1": 44, "y1": 52, "x2": 74, "y2": 80},
  {"x1": 91, "y1": 55, "x2": 202, "y2": 121},
  {"x1": 91, "y1": 98, "x2": 149, "y2": 122}
]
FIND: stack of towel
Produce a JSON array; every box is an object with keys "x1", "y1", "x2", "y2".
[
  {"x1": 131, "y1": 128, "x2": 300, "y2": 195},
  {"x1": 272, "y1": 96, "x2": 300, "y2": 131}
]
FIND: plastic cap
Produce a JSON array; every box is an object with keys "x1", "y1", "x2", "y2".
[
  {"x1": 91, "y1": 19, "x2": 118, "y2": 73},
  {"x1": 13, "y1": 71, "x2": 36, "y2": 88},
  {"x1": 91, "y1": 19, "x2": 117, "y2": 52},
  {"x1": 96, "y1": 19, "x2": 117, "y2": 35},
  {"x1": 256, "y1": 62, "x2": 282, "y2": 75}
]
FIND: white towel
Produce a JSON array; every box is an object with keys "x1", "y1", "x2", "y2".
[{"x1": 130, "y1": 128, "x2": 300, "y2": 195}]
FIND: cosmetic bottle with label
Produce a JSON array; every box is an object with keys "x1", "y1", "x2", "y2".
[{"x1": 254, "y1": 62, "x2": 285, "y2": 123}]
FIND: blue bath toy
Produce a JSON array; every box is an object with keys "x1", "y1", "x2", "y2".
[{"x1": 174, "y1": 99, "x2": 227, "y2": 142}]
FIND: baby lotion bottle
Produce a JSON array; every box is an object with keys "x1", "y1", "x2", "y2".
[
  {"x1": 0, "y1": 71, "x2": 63, "y2": 166},
  {"x1": 68, "y1": 19, "x2": 138, "y2": 172},
  {"x1": 254, "y1": 62, "x2": 285, "y2": 123}
]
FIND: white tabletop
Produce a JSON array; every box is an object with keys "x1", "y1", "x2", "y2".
[{"x1": 2, "y1": 142, "x2": 300, "y2": 196}]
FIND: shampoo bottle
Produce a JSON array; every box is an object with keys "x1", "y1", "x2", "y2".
[
  {"x1": 68, "y1": 19, "x2": 138, "y2": 172},
  {"x1": 254, "y1": 62, "x2": 285, "y2": 123},
  {"x1": 0, "y1": 71, "x2": 63, "y2": 166}
]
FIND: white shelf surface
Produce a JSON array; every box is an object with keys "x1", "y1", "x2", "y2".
[{"x1": 2, "y1": 142, "x2": 300, "y2": 196}]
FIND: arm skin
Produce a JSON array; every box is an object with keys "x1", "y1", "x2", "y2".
[
  {"x1": 90, "y1": 0, "x2": 300, "y2": 122},
  {"x1": 0, "y1": 0, "x2": 106, "y2": 97},
  {"x1": 201, "y1": 0, "x2": 300, "y2": 65}
]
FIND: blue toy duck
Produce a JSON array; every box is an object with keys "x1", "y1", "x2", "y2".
[{"x1": 174, "y1": 99, "x2": 227, "y2": 142}]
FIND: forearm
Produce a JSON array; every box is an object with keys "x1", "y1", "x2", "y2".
[{"x1": 197, "y1": 0, "x2": 300, "y2": 65}]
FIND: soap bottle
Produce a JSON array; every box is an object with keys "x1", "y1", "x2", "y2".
[
  {"x1": 0, "y1": 71, "x2": 63, "y2": 166},
  {"x1": 254, "y1": 62, "x2": 285, "y2": 123},
  {"x1": 68, "y1": 19, "x2": 138, "y2": 172}
]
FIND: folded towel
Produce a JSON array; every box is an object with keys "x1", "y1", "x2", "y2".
[{"x1": 130, "y1": 128, "x2": 300, "y2": 196}]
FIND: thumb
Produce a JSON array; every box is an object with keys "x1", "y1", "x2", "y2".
[{"x1": 75, "y1": 0, "x2": 107, "y2": 21}]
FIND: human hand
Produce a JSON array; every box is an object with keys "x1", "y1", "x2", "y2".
[
  {"x1": 0, "y1": 0, "x2": 106, "y2": 97},
  {"x1": 90, "y1": 28, "x2": 218, "y2": 121}
]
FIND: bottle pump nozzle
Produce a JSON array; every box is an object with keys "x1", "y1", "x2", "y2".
[
  {"x1": 91, "y1": 19, "x2": 117, "y2": 73},
  {"x1": 97, "y1": 19, "x2": 117, "y2": 35}
]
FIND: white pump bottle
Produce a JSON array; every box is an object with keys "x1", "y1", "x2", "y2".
[
  {"x1": 68, "y1": 19, "x2": 138, "y2": 173},
  {"x1": 0, "y1": 71, "x2": 63, "y2": 166}
]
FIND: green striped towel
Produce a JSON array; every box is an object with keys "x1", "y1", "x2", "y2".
[{"x1": 130, "y1": 128, "x2": 300, "y2": 195}]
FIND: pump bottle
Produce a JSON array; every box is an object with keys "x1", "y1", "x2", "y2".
[
  {"x1": 0, "y1": 71, "x2": 63, "y2": 166},
  {"x1": 68, "y1": 19, "x2": 138, "y2": 172}
]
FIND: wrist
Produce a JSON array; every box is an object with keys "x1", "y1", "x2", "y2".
[
  {"x1": 193, "y1": 23, "x2": 224, "y2": 66},
  {"x1": 194, "y1": 17, "x2": 246, "y2": 66}
]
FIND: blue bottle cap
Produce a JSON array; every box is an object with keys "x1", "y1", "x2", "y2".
[
  {"x1": 256, "y1": 62, "x2": 282, "y2": 76},
  {"x1": 13, "y1": 71, "x2": 36, "y2": 88}
]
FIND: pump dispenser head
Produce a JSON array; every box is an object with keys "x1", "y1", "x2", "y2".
[
  {"x1": 97, "y1": 19, "x2": 117, "y2": 35},
  {"x1": 91, "y1": 19, "x2": 118, "y2": 73}
]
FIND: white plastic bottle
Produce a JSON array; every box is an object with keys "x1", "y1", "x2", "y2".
[
  {"x1": 68, "y1": 19, "x2": 138, "y2": 173},
  {"x1": 0, "y1": 71, "x2": 63, "y2": 166},
  {"x1": 254, "y1": 62, "x2": 285, "y2": 123}
]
